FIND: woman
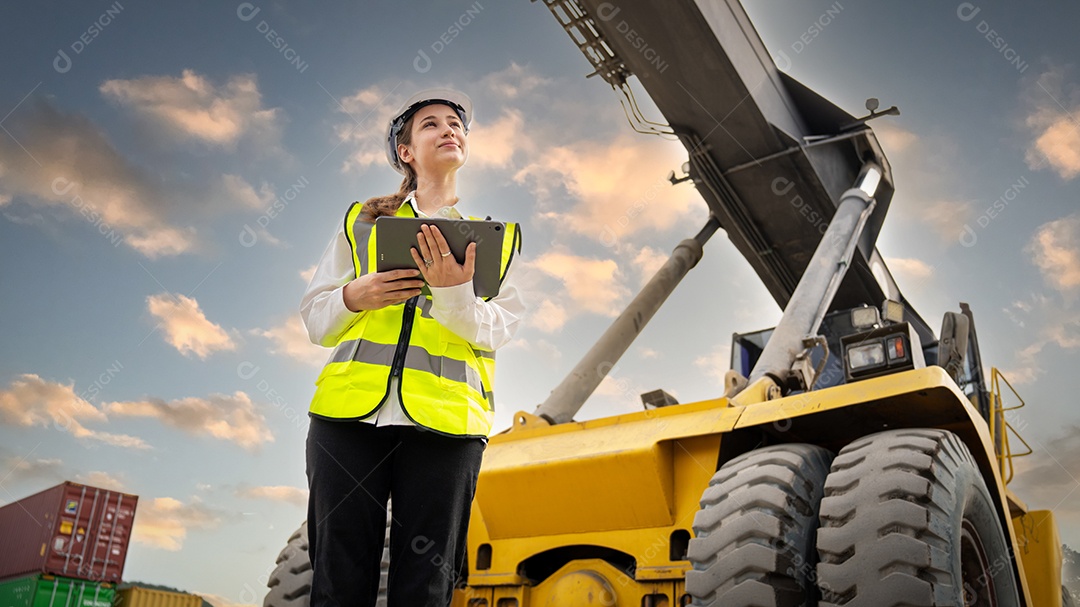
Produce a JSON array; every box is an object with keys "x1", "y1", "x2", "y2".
[{"x1": 300, "y1": 88, "x2": 524, "y2": 606}]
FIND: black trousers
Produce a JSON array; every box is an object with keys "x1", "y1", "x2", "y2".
[{"x1": 306, "y1": 417, "x2": 485, "y2": 607}]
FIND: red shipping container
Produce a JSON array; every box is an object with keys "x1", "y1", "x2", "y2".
[{"x1": 0, "y1": 481, "x2": 138, "y2": 583}]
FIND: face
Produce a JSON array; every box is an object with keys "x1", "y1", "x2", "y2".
[{"x1": 397, "y1": 103, "x2": 467, "y2": 176}]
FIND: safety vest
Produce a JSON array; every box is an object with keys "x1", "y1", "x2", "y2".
[{"x1": 309, "y1": 199, "x2": 521, "y2": 438}]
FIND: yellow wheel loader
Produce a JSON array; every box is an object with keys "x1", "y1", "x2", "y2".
[{"x1": 264, "y1": 0, "x2": 1068, "y2": 605}]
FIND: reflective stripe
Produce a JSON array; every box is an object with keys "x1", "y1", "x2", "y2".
[
  {"x1": 328, "y1": 338, "x2": 486, "y2": 397},
  {"x1": 351, "y1": 219, "x2": 374, "y2": 277},
  {"x1": 474, "y1": 349, "x2": 494, "y2": 360},
  {"x1": 417, "y1": 297, "x2": 435, "y2": 319}
]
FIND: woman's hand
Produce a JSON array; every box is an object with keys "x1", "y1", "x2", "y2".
[
  {"x1": 343, "y1": 269, "x2": 424, "y2": 311},
  {"x1": 411, "y1": 223, "x2": 476, "y2": 288}
]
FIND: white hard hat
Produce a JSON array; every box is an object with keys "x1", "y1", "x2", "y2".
[{"x1": 385, "y1": 88, "x2": 473, "y2": 174}]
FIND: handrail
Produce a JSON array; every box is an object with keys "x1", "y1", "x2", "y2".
[{"x1": 989, "y1": 367, "x2": 1033, "y2": 484}]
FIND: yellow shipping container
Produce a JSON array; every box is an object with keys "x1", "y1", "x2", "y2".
[{"x1": 114, "y1": 587, "x2": 202, "y2": 607}]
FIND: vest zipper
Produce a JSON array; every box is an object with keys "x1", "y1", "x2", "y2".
[{"x1": 390, "y1": 296, "x2": 419, "y2": 378}]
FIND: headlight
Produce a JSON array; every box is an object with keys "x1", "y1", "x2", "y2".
[
  {"x1": 841, "y1": 322, "x2": 924, "y2": 382},
  {"x1": 851, "y1": 306, "x2": 880, "y2": 329},
  {"x1": 848, "y1": 342, "x2": 885, "y2": 370}
]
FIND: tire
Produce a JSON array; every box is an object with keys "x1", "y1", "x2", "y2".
[
  {"x1": 686, "y1": 443, "x2": 834, "y2": 606},
  {"x1": 1065, "y1": 586, "x2": 1076, "y2": 607},
  {"x1": 264, "y1": 506, "x2": 392, "y2": 607},
  {"x1": 264, "y1": 522, "x2": 313, "y2": 607},
  {"x1": 816, "y1": 429, "x2": 1021, "y2": 606}
]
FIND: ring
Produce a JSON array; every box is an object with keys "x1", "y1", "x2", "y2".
[
  {"x1": 423, "y1": 258, "x2": 433, "y2": 267},
  {"x1": 440, "y1": 251, "x2": 452, "y2": 257}
]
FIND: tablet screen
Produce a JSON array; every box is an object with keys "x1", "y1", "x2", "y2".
[{"x1": 375, "y1": 217, "x2": 506, "y2": 298}]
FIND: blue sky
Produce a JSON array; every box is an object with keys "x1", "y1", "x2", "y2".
[{"x1": 1, "y1": 1, "x2": 1078, "y2": 603}]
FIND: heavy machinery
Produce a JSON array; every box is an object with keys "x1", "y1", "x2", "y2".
[{"x1": 264, "y1": 0, "x2": 1069, "y2": 605}]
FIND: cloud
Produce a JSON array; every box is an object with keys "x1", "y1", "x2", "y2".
[
  {"x1": 0, "y1": 455, "x2": 64, "y2": 486},
  {"x1": 147, "y1": 294, "x2": 237, "y2": 359},
  {"x1": 515, "y1": 134, "x2": 703, "y2": 244},
  {"x1": 638, "y1": 347, "x2": 660, "y2": 359},
  {"x1": 885, "y1": 256, "x2": 935, "y2": 291},
  {"x1": 100, "y1": 70, "x2": 283, "y2": 149},
  {"x1": 333, "y1": 83, "x2": 408, "y2": 173},
  {"x1": 74, "y1": 471, "x2": 127, "y2": 492},
  {"x1": 920, "y1": 199, "x2": 977, "y2": 244},
  {"x1": 1024, "y1": 67, "x2": 1080, "y2": 180},
  {"x1": 527, "y1": 250, "x2": 630, "y2": 317},
  {"x1": 0, "y1": 374, "x2": 149, "y2": 449},
  {"x1": 200, "y1": 595, "x2": 255, "y2": 607},
  {"x1": 106, "y1": 391, "x2": 274, "y2": 451},
  {"x1": 875, "y1": 123, "x2": 918, "y2": 155},
  {"x1": 594, "y1": 372, "x2": 640, "y2": 399},
  {"x1": 480, "y1": 62, "x2": 552, "y2": 100},
  {"x1": 527, "y1": 298, "x2": 569, "y2": 333},
  {"x1": 468, "y1": 109, "x2": 526, "y2": 169},
  {"x1": 132, "y1": 496, "x2": 224, "y2": 551},
  {"x1": 0, "y1": 99, "x2": 197, "y2": 257},
  {"x1": 300, "y1": 264, "x2": 317, "y2": 284},
  {"x1": 235, "y1": 485, "x2": 307, "y2": 507},
  {"x1": 632, "y1": 245, "x2": 668, "y2": 287},
  {"x1": 1002, "y1": 301, "x2": 1080, "y2": 385},
  {"x1": 502, "y1": 337, "x2": 563, "y2": 365},
  {"x1": 1027, "y1": 213, "x2": 1080, "y2": 293},
  {"x1": 1009, "y1": 427, "x2": 1080, "y2": 543},
  {"x1": 250, "y1": 315, "x2": 330, "y2": 366},
  {"x1": 694, "y1": 344, "x2": 732, "y2": 386},
  {"x1": 222, "y1": 174, "x2": 275, "y2": 210}
]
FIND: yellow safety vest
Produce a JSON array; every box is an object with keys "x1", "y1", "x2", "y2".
[{"x1": 309, "y1": 200, "x2": 521, "y2": 438}]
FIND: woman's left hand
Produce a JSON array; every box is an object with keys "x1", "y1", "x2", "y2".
[{"x1": 411, "y1": 223, "x2": 476, "y2": 288}]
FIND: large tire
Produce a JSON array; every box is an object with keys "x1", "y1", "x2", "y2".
[
  {"x1": 264, "y1": 508, "x2": 392, "y2": 607},
  {"x1": 264, "y1": 522, "x2": 313, "y2": 607},
  {"x1": 1065, "y1": 586, "x2": 1076, "y2": 607},
  {"x1": 816, "y1": 429, "x2": 1021, "y2": 606},
  {"x1": 686, "y1": 443, "x2": 834, "y2": 606}
]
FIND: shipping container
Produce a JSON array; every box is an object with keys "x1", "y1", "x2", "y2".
[
  {"x1": 113, "y1": 587, "x2": 203, "y2": 607},
  {"x1": 0, "y1": 573, "x2": 115, "y2": 607},
  {"x1": 0, "y1": 481, "x2": 138, "y2": 583}
]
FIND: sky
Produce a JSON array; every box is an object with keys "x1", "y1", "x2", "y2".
[{"x1": 1, "y1": 0, "x2": 1078, "y2": 603}]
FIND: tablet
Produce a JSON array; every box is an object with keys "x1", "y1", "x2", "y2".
[{"x1": 375, "y1": 216, "x2": 506, "y2": 298}]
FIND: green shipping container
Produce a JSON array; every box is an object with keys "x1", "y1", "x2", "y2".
[{"x1": 0, "y1": 574, "x2": 115, "y2": 607}]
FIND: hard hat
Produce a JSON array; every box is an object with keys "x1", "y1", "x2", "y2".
[{"x1": 385, "y1": 88, "x2": 473, "y2": 174}]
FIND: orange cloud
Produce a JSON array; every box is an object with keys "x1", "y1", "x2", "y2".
[
  {"x1": 100, "y1": 70, "x2": 282, "y2": 148},
  {"x1": 0, "y1": 101, "x2": 197, "y2": 258},
  {"x1": 222, "y1": 174, "x2": 275, "y2": 210},
  {"x1": 1023, "y1": 66, "x2": 1080, "y2": 180},
  {"x1": 1027, "y1": 213, "x2": 1080, "y2": 292},
  {"x1": 514, "y1": 134, "x2": 704, "y2": 245},
  {"x1": 0, "y1": 374, "x2": 148, "y2": 449},
  {"x1": 107, "y1": 391, "x2": 273, "y2": 451},
  {"x1": 694, "y1": 344, "x2": 732, "y2": 386},
  {"x1": 250, "y1": 315, "x2": 331, "y2": 366},
  {"x1": 147, "y1": 294, "x2": 236, "y2": 359},
  {"x1": 527, "y1": 298, "x2": 569, "y2": 333},
  {"x1": 235, "y1": 485, "x2": 308, "y2": 507},
  {"x1": 469, "y1": 109, "x2": 525, "y2": 169},
  {"x1": 132, "y1": 496, "x2": 223, "y2": 551},
  {"x1": 528, "y1": 250, "x2": 629, "y2": 317}
]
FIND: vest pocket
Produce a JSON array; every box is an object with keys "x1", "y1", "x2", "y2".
[
  {"x1": 315, "y1": 339, "x2": 361, "y2": 385},
  {"x1": 437, "y1": 328, "x2": 485, "y2": 398}
]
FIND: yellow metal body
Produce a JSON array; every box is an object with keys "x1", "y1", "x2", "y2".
[
  {"x1": 451, "y1": 366, "x2": 1060, "y2": 606},
  {"x1": 1013, "y1": 510, "x2": 1065, "y2": 607},
  {"x1": 114, "y1": 586, "x2": 203, "y2": 607}
]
